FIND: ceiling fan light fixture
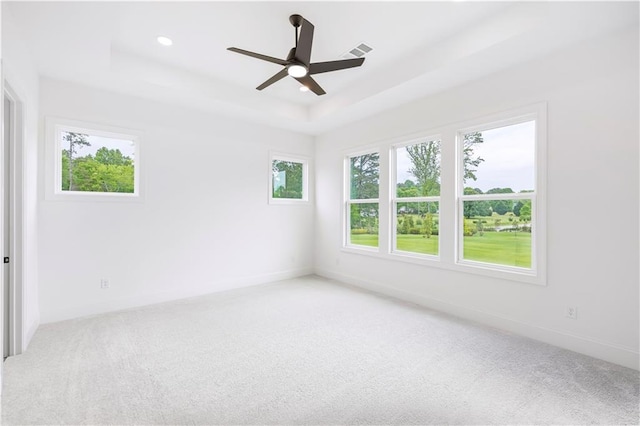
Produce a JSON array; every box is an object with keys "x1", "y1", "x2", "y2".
[{"x1": 287, "y1": 64, "x2": 308, "y2": 78}]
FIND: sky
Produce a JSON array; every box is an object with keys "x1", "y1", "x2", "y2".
[
  {"x1": 397, "y1": 120, "x2": 535, "y2": 193},
  {"x1": 61, "y1": 133, "x2": 136, "y2": 159}
]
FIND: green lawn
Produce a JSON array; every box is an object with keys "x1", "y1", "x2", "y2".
[
  {"x1": 349, "y1": 234, "x2": 378, "y2": 247},
  {"x1": 349, "y1": 231, "x2": 531, "y2": 268},
  {"x1": 463, "y1": 231, "x2": 531, "y2": 268},
  {"x1": 396, "y1": 235, "x2": 438, "y2": 255}
]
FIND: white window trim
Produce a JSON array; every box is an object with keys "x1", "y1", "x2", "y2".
[
  {"x1": 268, "y1": 152, "x2": 310, "y2": 204},
  {"x1": 390, "y1": 136, "x2": 442, "y2": 259},
  {"x1": 455, "y1": 110, "x2": 544, "y2": 281},
  {"x1": 341, "y1": 103, "x2": 547, "y2": 286},
  {"x1": 344, "y1": 148, "x2": 381, "y2": 250},
  {"x1": 45, "y1": 117, "x2": 143, "y2": 202}
]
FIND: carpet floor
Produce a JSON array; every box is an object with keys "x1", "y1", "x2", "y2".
[{"x1": 1, "y1": 275, "x2": 638, "y2": 425}]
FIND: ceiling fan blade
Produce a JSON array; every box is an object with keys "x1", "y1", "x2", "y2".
[
  {"x1": 309, "y1": 58, "x2": 365, "y2": 75},
  {"x1": 256, "y1": 69, "x2": 288, "y2": 90},
  {"x1": 227, "y1": 47, "x2": 288, "y2": 66},
  {"x1": 295, "y1": 75, "x2": 326, "y2": 96},
  {"x1": 294, "y1": 18, "x2": 314, "y2": 65}
]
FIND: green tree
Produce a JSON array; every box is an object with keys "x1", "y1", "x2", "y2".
[
  {"x1": 396, "y1": 180, "x2": 419, "y2": 198},
  {"x1": 62, "y1": 132, "x2": 90, "y2": 191},
  {"x1": 423, "y1": 212, "x2": 433, "y2": 238},
  {"x1": 463, "y1": 132, "x2": 485, "y2": 183},
  {"x1": 405, "y1": 141, "x2": 440, "y2": 196},
  {"x1": 519, "y1": 200, "x2": 532, "y2": 222},
  {"x1": 514, "y1": 200, "x2": 524, "y2": 216},
  {"x1": 486, "y1": 188, "x2": 514, "y2": 215},
  {"x1": 95, "y1": 147, "x2": 132, "y2": 166},
  {"x1": 272, "y1": 160, "x2": 303, "y2": 198},
  {"x1": 351, "y1": 153, "x2": 379, "y2": 199},
  {"x1": 463, "y1": 188, "x2": 492, "y2": 219},
  {"x1": 70, "y1": 156, "x2": 134, "y2": 193},
  {"x1": 400, "y1": 214, "x2": 414, "y2": 235}
]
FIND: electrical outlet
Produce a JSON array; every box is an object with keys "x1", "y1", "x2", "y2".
[
  {"x1": 100, "y1": 279, "x2": 110, "y2": 289},
  {"x1": 566, "y1": 306, "x2": 577, "y2": 319}
]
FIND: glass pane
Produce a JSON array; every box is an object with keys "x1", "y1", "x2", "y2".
[
  {"x1": 350, "y1": 153, "x2": 379, "y2": 199},
  {"x1": 349, "y1": 203, "x2": 379, "y2": 247},
  {"x1": 462, "y1": 121, "x2": 534, "y2": 193},
  {"x1": 272, "y1": 160, "x2": 303, "y2": 199},
  {"x1": 462, "y1": 199, "x2": 532, "y2": 268},
  {"x1": 396, "y1": 201, "x2": 439, "y2": 256},
  {"x1": 396, "y1": 140, "x2": 441, "y2": 197},
  {"x1": 61, "y1": 131, "x2": 135, "y2": 193}
]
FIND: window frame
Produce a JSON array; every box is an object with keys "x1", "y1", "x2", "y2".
[
  {"x1": 344, "y1": 148, "x2": 381, "y2": 251},
  {"x1": 268, "y1": 152, "x2": 310, "y2": 205},
  {"x1": 45, "y1": 117, "x2": 143, "y2": 202},
  {"x1": 455, "y1": 112, "x2": 543, "y2": 279},
  {"x1": 341, "y1": 103, "x2": 547, "y2": 286},
  {"x1": 390, "y1": 136, "x2": 442, "y2": 259}
]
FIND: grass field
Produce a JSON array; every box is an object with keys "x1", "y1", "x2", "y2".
[
  {"x1": 350, "y1": 231, "x2": 531, "y2": 268},
  {"x1": 463, "y1": 232, "x2": 531, "y2": 268},
  {"x1": 396, "y1": 235, "x2": 439, "y2": 255}
]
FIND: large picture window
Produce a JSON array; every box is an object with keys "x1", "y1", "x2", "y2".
[
  {"x1": 392, "y1": 139, "x2": 441, "y2": 256},
  {"x1": 342, "y1": 104, "x2": 546, "y2": 285},
  {"x1": 346, "y1": 152, "x2": 380, "y2": 248}
]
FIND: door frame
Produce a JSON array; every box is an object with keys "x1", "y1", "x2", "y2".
[{"x1": 1, "y1": 77, "x2": 25, "y2": 359}]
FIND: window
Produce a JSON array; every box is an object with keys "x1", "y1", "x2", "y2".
[
  {"x1": 392, "y1": 139, "x2": 441, "y2": 256},
  {"x1": 269, "y1": 154, "x2": 309, "y2": 203},
  {"x1": 346, "y1": 152, "x2": 380, "y2": 248},
  {"x1": 342, "y1": 104, "x2": 546, "y2": 285},
  {"x1": 46, "y1": 118, "x2": 141, "y2": 200},
  {"x1": 457, "y1": 119, "x2": 536, "y2": 271}
]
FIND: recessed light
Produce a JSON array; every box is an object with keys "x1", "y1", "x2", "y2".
[
  {"x1": 157, "y1": 36, "x2": 173, "y2": 46},
  {"x1": 299, "y1": 86, "x2": 309, "y2": 92}
]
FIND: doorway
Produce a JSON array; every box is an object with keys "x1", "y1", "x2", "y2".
[
  {"x1": 1, "y1": 82, "x2": 23, "y2": 361},
  {"x1": 2, "y1": 93, "x2": 12, "y2": 360}
]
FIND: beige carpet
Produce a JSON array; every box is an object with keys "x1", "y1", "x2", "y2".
[{"x1": 2, "y1": 275, "x2": 638, "y2": 425}]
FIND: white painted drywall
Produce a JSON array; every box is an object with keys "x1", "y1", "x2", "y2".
[
  {"x1": 1, "y1": 9, "x2": 41, "y2": 351},
  {"x1": 315, "y1": 27, "x2": 639, "y2": 369},
  {"x1": 38, "y1": 79, "x2": 314, "y2": 323}
]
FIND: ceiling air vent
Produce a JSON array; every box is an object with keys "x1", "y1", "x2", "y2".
[{"x1": 342, "y1": 42, "x2": 373, "y2": 59}]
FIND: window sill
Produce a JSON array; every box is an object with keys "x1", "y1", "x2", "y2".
[
  {"x1": 340, "y1": 245, "x2": 546, "y2": 286},
  {"x1": 268, "y1": 198, "x2": 310, "y2": 205},
  {"x1": 47, "y1": 191, "x2": 143, "y2": 203}
]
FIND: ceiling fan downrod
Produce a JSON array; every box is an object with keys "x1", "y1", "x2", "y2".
[{"x1": 290, "y1": 14, "x2": 302, "y2": 49}]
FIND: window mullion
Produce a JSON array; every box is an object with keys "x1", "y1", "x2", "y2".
[
  {"x1": 439, "y1": 130, "x2": 457, "y2": 264},
  {"x1": 378, "y1": 147, "x2": 390, "y2": 254}
]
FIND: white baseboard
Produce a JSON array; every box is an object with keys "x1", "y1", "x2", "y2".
[
  {"x1": 316, "y1": 268, "x2": 640, "y2": 371},
  {"x1": 23, "y1": 316, "x2": 40, "y2": 352},
  {"x1": 41, "y1": 267, "x2": 314, "y2": 324}
]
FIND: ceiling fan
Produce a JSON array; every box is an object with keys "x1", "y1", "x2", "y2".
[{"x1": 227, "y1": 14, "x2": 365, "y2": 96}]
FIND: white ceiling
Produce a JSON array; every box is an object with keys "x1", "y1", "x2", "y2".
[{"x1": 4, "y1": 1, "x2": 639, "y2": 135}]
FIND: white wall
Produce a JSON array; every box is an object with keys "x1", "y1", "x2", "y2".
[
  {"x1": 315, "y1": 27, "x2": 639, "y2": 369},
  {"x1": 38, "y1": 79, "x2": 314, "y2": 323},
  {"x1": 1, "y1": 8, "x2": 41, "y2": 351}
]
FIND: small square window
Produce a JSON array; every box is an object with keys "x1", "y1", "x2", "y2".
[{"x1": 269, "y1": 154, "x2": 309, "y2": 204}]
